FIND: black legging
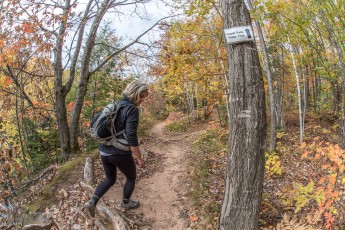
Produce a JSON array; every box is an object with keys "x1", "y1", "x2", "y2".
[{"x1": 94, "y1": 154, "x2": 136, "y2": 200}]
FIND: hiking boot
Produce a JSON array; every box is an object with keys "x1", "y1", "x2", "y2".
[
  {"x1": 84, "y1": 200, "x2": 96, "y2": 217},
  {"x1": 121, "y1": 200, "x2": 140, "y2": 210}
]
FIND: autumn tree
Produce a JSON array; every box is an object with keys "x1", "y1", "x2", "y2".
[
  {"x1": 1, "y1": 0, "x2": 169, "y2": 158},
  {"x1": 150, "y1": 10, "x2": 228, "y2": 121},
  {"x1": 0, "y1": 0, "x2": 58, "y2": 178},
  {"x1": 218, "y1": 0, "x2": 267, "y2": 229}
]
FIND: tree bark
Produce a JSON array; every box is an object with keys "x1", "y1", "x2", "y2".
[
  {"x1": 84, "y1": 157, "x2": 94, "y2": 185},
  {"x1": 218, "y1": 1, "x2": 267, "y2": 229},
  {"x1": 320, "y1": 9, "x2": 345, "y2": 147},
  {"x1": 247, "y1": 0, "x2": 276, "y2": 152},
  {"x1": 69, "y1": 0, "x2": 112, "y2": 153},
  {"x1": 22, "y1": 221, "x2": 58, "y2": 230},
  {"x1": 305, "y1": 68, "x2": 310, "y2": 113},
  {"x1": 290, "y1": 45, "x2": 304, "y2": 143},
  {"x1": 275, "y1": 45, "x2": 285, "y2": 129},
  {"x1": 299, "y1": 48, "x2": 307, "y2": 136},
  {"x1": 280, "y1": 17, "x2": 304, "y2": 143},
  {"x1": 67, "y1": 1, "x2": 168, "y2": 153},
  {"x1": 53, "y1": 0, "x2": 72, "y2": 158}
]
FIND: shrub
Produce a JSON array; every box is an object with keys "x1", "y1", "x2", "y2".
[{"x1": 166, "y1": 119, "x2": 189, "y2": 132}]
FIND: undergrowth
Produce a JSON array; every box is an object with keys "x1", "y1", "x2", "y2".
[
  {"x1": 26, "y1": 151, "x2": 98, "y2": 213},
  {"x1": 261, "y1": 112, "x2": 344, "y2": 229},
  {"x1": 24, "y1": 111, "x2": 155, "y2": 213},
  {"x1": 166, "y1": 119, "x2": 190, "y2": 132},
  {"x1": 189, "y1": 127, "x2": 228, "y2": 229},
  {"x1": 138, "y1": 113, "x2": 158, "y2": 137}
]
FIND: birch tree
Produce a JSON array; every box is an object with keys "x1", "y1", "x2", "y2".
[{"x1": 280, "y1": 17, "x2": 304, "y2": 143}]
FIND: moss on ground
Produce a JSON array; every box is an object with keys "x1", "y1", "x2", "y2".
[{"x1": 26, "y1": 150, "x2": 99, "y2": 213}]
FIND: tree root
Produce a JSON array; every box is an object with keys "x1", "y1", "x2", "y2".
[
  {"x1": 84, "y1": 157, "x2": 94, "y2": 185},
  {"x1": 22, "y1": 220, "x2": 59, "y2": 230}
]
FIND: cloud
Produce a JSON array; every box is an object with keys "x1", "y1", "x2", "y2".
[{"x1": 104, "y1": 1, "x2": 172, "y2": 43}]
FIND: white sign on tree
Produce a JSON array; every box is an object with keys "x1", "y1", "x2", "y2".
[{"x1": 224, "y1": 26, "x2": 254, "y2": 44}]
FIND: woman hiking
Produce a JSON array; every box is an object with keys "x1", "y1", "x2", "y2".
[{"x1": 84, "y1": 80, "x2": 148, "y2": 217}]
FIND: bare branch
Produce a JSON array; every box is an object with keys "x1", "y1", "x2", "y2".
[
  {"x1": 17, "y1": 2, "x2": 57, "y2": 36},
  {"x1": 3, "y1": 65, "x2": 34, "y2": 107},
  {"x1": 54, "y1": 0, "x2": 72, "y2": 97},
  {"x1": 7, "y1": 68, "x2": 53, "y2": 78},
  {"x1": 65, "y1": 0, "x2": 94, "y2": 94},
  {"x1": 90, "y1": 14, "x2": 180, "y2": 76}
]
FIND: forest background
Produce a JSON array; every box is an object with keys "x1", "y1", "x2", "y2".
[{"x1": 1, "y1": 0, "x2": 345, "y2": 229}]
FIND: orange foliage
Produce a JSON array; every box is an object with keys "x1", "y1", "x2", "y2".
[
  {"x1": 300, "y1": 141, "x2": 345, "y2": 228},
  {"x1": 4, "y1": 77, "x2": 13, "y2": 86},
  {"x1": 22, "y1": 22, "x2": 36, "y2": 33},
  {"x1": 68, "y1": 101, "x2": 74, "y2": 111}
]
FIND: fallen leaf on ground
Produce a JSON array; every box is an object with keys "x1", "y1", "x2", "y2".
[{"x1": 190, "y1": 215, "x2": 198, "y2": 222}]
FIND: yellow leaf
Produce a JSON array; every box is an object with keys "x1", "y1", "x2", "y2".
[
  {"x1": 339, "y1": 165, "x2": 345, "y2": 173},
  {"x1": 322, "y1": 129, "x2": 331, "y2": 134},
  {"x1": 329, "y1": 174, "x2": 336, "y2": 185}
]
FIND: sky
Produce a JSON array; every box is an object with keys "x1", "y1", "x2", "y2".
[{"x1": 103, "y1": 0, "x2": 175, "y2": 44}]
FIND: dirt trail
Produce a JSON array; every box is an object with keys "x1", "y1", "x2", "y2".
[
  {"x1": 135, "y1": 122, "x2": 188, "y2": 229},
  {"x1": 125, "y1": 121, "x2": 200, "y2": 230}
]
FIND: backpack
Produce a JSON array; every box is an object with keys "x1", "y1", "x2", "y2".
[{"x1": 90, "y1": 101, "x2": 130, "y2": 151}]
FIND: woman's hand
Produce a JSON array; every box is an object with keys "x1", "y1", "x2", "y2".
[
  {"x1": 131, "y1": 146, "x2": 145, "y2": 168},
  {"x1": 136, "y1": 158, "x2": 145, "y2": 168}
]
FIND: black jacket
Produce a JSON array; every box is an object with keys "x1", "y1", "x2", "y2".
[{"x1": 100, "y1": 98, "x2": 139, "y2": 155}]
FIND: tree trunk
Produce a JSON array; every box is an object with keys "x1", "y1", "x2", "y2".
[
  {"x1": 218, "y1": 1, "x2": 267, "y2": 229},
  {"x1": 195, "y1": 83, "x2": 199, "y2": 120},
  {"x1": 55, "y1": 92, "x2": 70, "y2": 159},
  {"x1": 203, "y1": 79, "x2": 208, "y2": 121},
  {"x1": 213, "y1": 36, "x2": 231, "y2": 122},
  {"x1": 15, "y1": 87, "x2": 30, "y2": 175},
  {"x1": 275, "y1": 45, "x2": 285, "y2": 129},
  {"x1": 320, "y1": 10, "x2": 345, "y2": 147},
  {"x1": 306, "y1": 65, "x2": 310, "y2": 112},
  {"x1": 299, "y1": 49, "x2": 307, "y2": 133},
  {"x1": 281, "y1": 18, "x2": 304, "y2": 143},
  {"x1": 315, "y1": 75, "x2": 321, "y2": 113},
  {"x1": 69, "y1": 0, "x2": 112, "y2": 153},
  {"x1": 247, "y1": 0, "x2": 276, "y2": 152},
  {"x1": 290, "y1": 45, "x2": 304, "y2": 143},
  {"x1": 331, "y1": 83, "x2": 341, "y2": 116},
  {"x1": 53, "y1": 0, "x2": 71, "y2": 158},
  {"x1": 312, "y1": 71, "x2": 316, "y2": 112}
]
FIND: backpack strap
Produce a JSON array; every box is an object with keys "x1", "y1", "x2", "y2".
[{"x1": 110, "y1": 100, "x2": 131, "y2": 138}]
